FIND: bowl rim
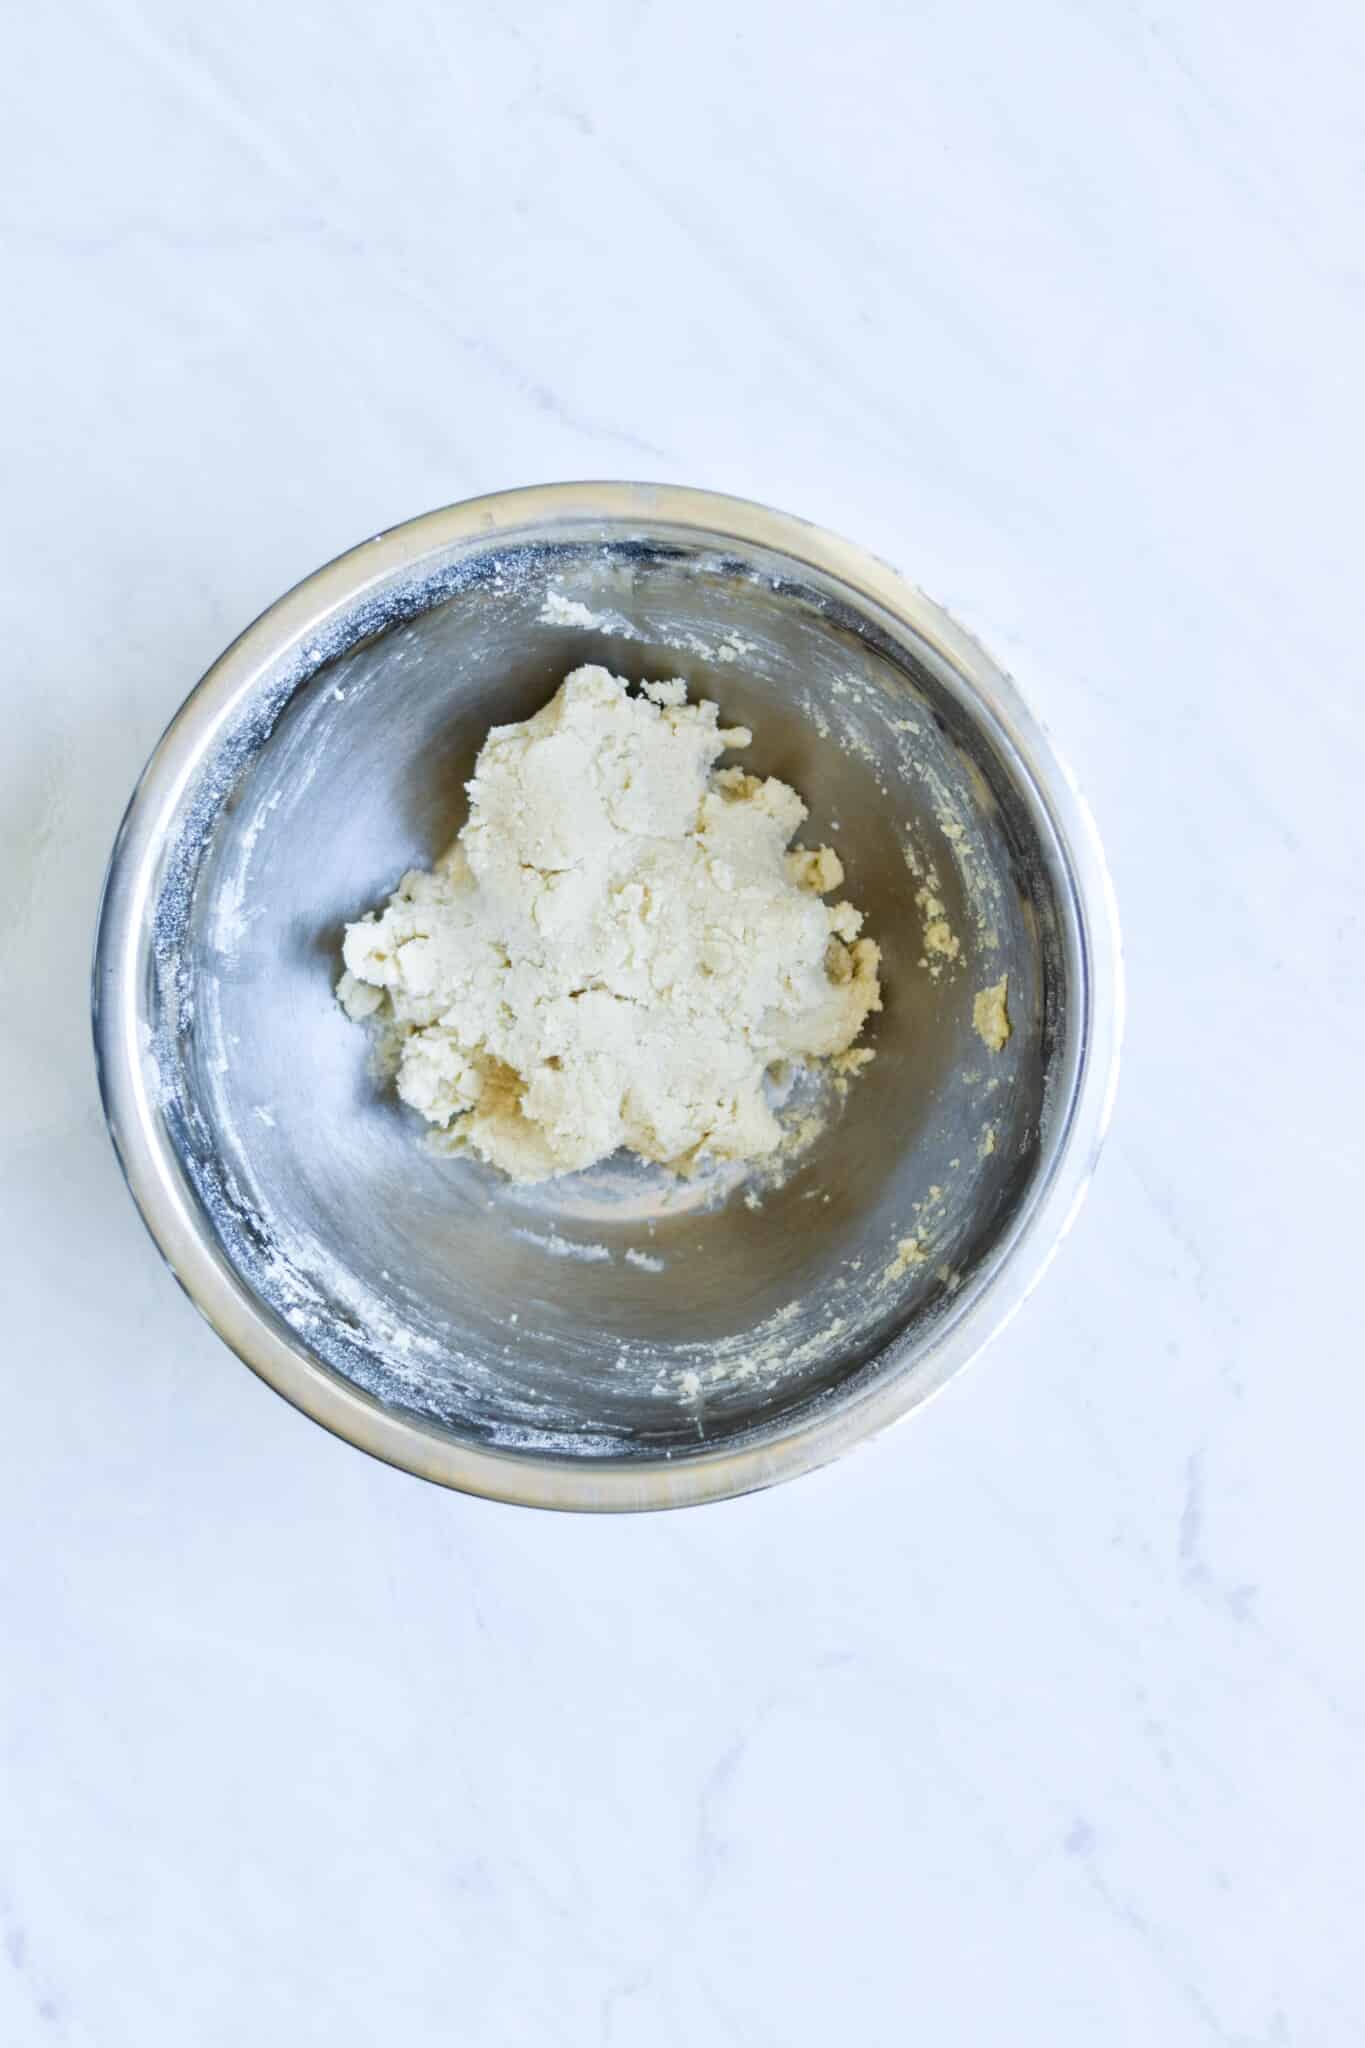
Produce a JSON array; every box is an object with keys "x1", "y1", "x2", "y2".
[{"x1": 92, "y1": 481, "x2": 1124, "y2": 1512}]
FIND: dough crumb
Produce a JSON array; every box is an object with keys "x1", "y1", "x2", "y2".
[
  {"x1": 787, "y1": 844, "x2": 844, "y2": 893},
  {"x1": 539, "y1": 591, "x2": 599, "y2": 629},
  {"x1": 340, "y1": 667, "x2": 882, "y2": 1182},
  {"x1": 973, "y1": 975, "x2": 1012, "y2": 1053},
  {"x1": 886, "y1": 1235, "x2": 929, "y2": 1281},
  {"x1": 916, "y1": 885, "x2": 960, "y2": 974}
]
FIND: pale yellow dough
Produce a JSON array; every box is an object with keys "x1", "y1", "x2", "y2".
[
  {"x1": 340, "y1": 666, "x2": 882, "y2": 1182},
  {"x1": 973, "y1": 974, "x2": 1012, "y2": 1053}
]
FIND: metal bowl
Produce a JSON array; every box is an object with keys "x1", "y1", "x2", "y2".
[{"x1": 93, "y1": 484, "x2": 1122, "y2": 1511}]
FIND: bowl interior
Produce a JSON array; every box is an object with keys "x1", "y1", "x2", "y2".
[{"x1": 150, "y1": 526, "x2": 1070, "y2": 1461}]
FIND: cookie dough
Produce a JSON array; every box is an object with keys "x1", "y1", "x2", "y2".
[
  {"x1": 340, "y1": 666, "x2": 882, "y2": 1182},
  {"x1": 973, "y1": 974, "x2": 1011, "y2": 1053}
]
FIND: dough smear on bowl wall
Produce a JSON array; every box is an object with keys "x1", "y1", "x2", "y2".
[{"x1": 339, "y1": 664, "x2": 882, "y2": 1183}]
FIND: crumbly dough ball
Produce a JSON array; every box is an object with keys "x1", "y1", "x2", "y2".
[{"x1": 341, "y1": 666, "x2": 881, "y2": 1182}]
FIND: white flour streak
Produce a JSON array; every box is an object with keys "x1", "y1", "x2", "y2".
[{"x1": 512, "y1": 1227, "x2": 612, "y2": 1263}]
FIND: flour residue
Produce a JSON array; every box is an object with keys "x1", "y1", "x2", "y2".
[
  {"x1": 512, "y1": 1227, "x2": 612, "y2": 1263},
  {"x1": 540, "y1": 590, "x2": 641, "y2": 637}
]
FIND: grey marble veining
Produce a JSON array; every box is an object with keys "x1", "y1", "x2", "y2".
[{"x1": 2, "y1": 1, "x2": 1363, "y2": 2042}]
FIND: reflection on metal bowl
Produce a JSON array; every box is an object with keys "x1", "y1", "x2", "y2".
[{"x1": 93, "y1": 484, "x2": 1122, "y2": 1511}]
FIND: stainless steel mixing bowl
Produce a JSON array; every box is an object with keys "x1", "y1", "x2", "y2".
[{"x1": 93, "y1": 484, "x2": 1122, "y2": 1511}]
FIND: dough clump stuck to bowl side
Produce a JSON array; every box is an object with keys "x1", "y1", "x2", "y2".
[{"x1": 339, "y1": 665, "x2": 881, "y2": 1182}]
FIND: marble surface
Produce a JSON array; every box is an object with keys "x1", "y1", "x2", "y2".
[{"x1": 3, "y1": 2, "x2": 1362, "y2": 2041}]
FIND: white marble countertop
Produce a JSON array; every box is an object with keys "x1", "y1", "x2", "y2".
[{"x1": 3, "y1": 3, "x2": 1362, "y2": 2041}]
